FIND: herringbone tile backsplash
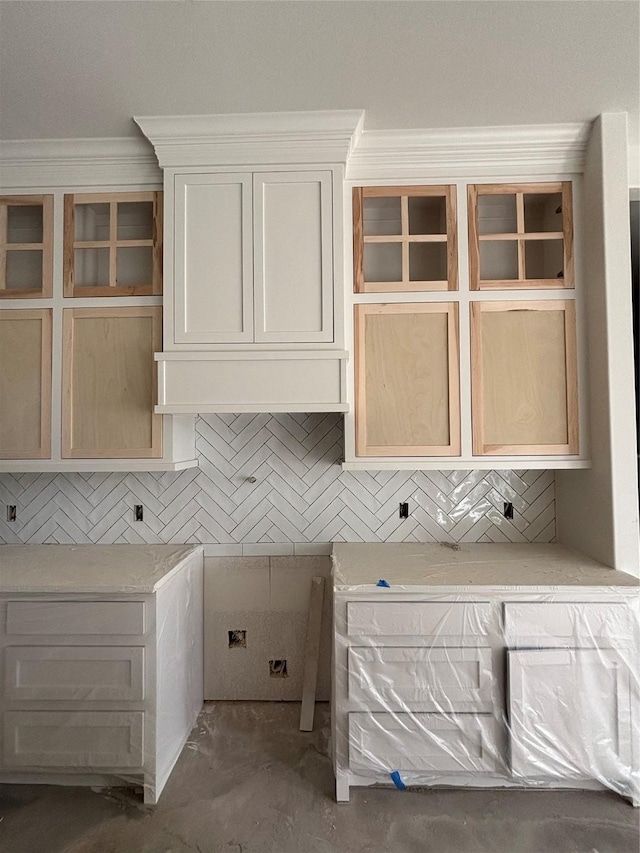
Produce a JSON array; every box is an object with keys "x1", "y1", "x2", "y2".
[{"x1": 0, "y1": 414, "x2": 555, "y2": 548}]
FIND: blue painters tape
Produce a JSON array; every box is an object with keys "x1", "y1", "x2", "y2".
[
  {"x1": 390, "y1": 770, "x2": 406, "y2": 790},
  {"x1": 376, "y1": 579, "x2": 390, "y2": 588}
]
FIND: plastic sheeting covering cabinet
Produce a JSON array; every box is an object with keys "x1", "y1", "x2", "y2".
[{"x1": 330, "y1": 543, "x2": 640, "y2": 805}]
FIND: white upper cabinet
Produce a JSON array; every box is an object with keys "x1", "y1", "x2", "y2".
[
  {"x1": 135, "y1": 110, "x2": 364, "y2": 413},
  {"x1": 175, "y1": 173, "x2": 253, "y2": 344},
  {"x1": 253, "y1": 171, "x2": 333, "y2": 344},
  {"x1": 174, "y1": 170, "x2": 333, "y2": 346}
]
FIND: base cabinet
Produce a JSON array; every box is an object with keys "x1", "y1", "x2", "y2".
[
  {"x1": 0, "y1": 548, "x2": 204, "y2": 804},
  {"x1": 333, "y1": 579, "x2": 639, "y2": 804}
]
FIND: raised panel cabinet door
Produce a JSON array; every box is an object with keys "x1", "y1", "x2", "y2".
[
  {"x1": 62, "y1": 307, "x2": 162, "y2": 458},
  {"x1": 0, "y1": 308, "x2": 52, "y2": 459},
  {"x1": 508, "y1": 648, "x2": 635, "y2": 794},
  {"x1": 471, "y1": 300, "x2": 579, "y2": 455},
  {"x1": 174, "y1": 173, "x2": 253, "y2": 344},
  {"x1": 253, "y1": 171, "x2": 333, "y2": 343},
  {"x1": 355, "y1": 302, "x2": 461, "y2": 456}
]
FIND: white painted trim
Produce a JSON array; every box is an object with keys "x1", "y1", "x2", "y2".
[
  {"x1": 347, "y1": 123, "x2": 591, "y2": 180},
  {"x1": 343, "y1": 459, "x2": 591, "y2": 471},
  {"x1": 155, "y1": 349, "x2": 349, "y2": 362},
  {"x1": 0, "y1": 459, "x2": 198, "y2": 472},
  {"x1": 0, "y1": 138, "x2": 161, "y2": 188},
  {"x1": 134, "y1": 110, "x2": 365, "y2": 168},
  {"x1": 156, "y1": 404, "x2": 349, "y2": 414}
]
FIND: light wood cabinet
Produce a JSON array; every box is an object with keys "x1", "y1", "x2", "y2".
[
  {"x1": 468, "y1": 182, "x2": 573, "y2": 290},
  {"x1": 0, "y1": 309, "x2": 51, "y2": 459},
  {"x1": 470, "y1": 300, "x2": 578, "y2": 456},
  {"x1": 174, "y1": 170, "x2": 334, "y2": 345},
  {"x1": 348, "y1": 179, "x2": 582, "y2": 468},
  {"x1": 62, "y1": 306, "x2": 162, "y2": 458},
  {"x1": 0, "y1": 195, "x2": 53, "y2": 298},
  {"x1": 64, "y1": 192, "x2": 162, "y2": 297},
  {"x1": 353, "y1": 185, "x2": 457, "y2": 292},
  {"x1": 354, "y1": 302, "x2": 460, "y2": 456}
]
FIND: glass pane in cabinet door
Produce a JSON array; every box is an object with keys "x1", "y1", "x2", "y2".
[
  {"x1": 7, "y1": 206, "x2": 43, "y2": 244},
  {"x1": 409, "y1": 242, "x2": 447, "y2": 282},
  {"x1": 524, "y1": 240, "x2": 564, "y2": 280},
  {"x1": 116, "y1": 246, "x2": 153, "y2": 287},
  {"x1": 477, "y1": 194, "x2": 517, "y2": 235},
  {"x1": 74, "y1": 248, "x2": 110, "y2": 287},
  {"x1": 408, "y1": 196, "x2": 446, "y2": 234},
  {"x1": 363, "y1": 196, "x2": 402, "y2": 236},
  {"x1": 479, "y1": 241, "x2": 518, "y2": 281},
  {"x1": 363, "y1": 242, "x2": 402, "y2": 283},
  {"x1": 117, "y1": 201, "x2": 154, "y2": 240},
  {"x1": 524, "y1": 193, "x2": 563, "y2": 233},
  {"x1": 5, "y1": 251, "x2": 43, "y2": 290},
  {"x1": 74, "y1": 203, "x2": 110, "y2": 242}
]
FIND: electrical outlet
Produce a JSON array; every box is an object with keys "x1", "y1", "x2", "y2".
[
  {"x1": 228, "y1": 630, "x2": 247, "y2": 648},
  {"x1": 6, "y1": 505, "x2": 16, "y2": 522},
  {"x1": 399, "y1": 502, "x2": 409, "y2": 519},
  {"x1": 269, "y1": 659, "x2": 288, "y2": 678},
  {"x1": 134, "y1": 505, "x2": 143, "y2": 522},
  {"x1": 503, "y1": 502, "x2": 514, "y2": 520}
]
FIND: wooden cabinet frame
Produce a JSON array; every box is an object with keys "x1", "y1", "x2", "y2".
[
  {"x1": 62, "y1": 306, "x2": 162, "y2": 458},
  {"x1": 0, "y1": 195, "x2": 53, "y2": 298},
  {"x1": 355, "y1": 302, "x2": 461, "y2": 456},
  {"x1": 64, "y1": 192, "x2": 162, "y2": 297},
  {"x1": 471, "y1": 300, "x2": 579, "y2": 455},
  {"x1": 468, "y1": 182, "x2": 574, "y2": 290},
  {"x1": 353, "y1": 185, "x2": 458, "y2": 293},
  {"x1": 0, "y1": 308, "x2": 52, "y2": 459}
]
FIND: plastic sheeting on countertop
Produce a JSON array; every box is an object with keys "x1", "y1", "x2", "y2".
[
  {"x1": 0, "y1": 544, "x2": 203, "y2": 593},
  {"x1": 332, "y1": 542, "x2": 640, "y2": 591},
  {"x1": 331, "y1": 543, "x2": 640, "y2": 805}
]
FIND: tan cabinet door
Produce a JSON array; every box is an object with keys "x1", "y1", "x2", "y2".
[
  {"x1": 355, "y1": 302, "x2": 460, "y2": 456},
  {"x1": 62, "y1": 307, "x2": 162, "y2": 458},
  {"x1": 0, "y1": 195, "x2": 53, "y2": 299},
  {"x1": 471, "y1": 300, "x2": 579, "y2": 455},
  {"x1": 0, "y1": 308, "x2": 52, "y2": 458}
]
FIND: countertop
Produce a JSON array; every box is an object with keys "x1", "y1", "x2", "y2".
[
  {"x1": 0, "y1": 544, "x2": 203, "y2": 593},
  {"x1": 332, "y1": 542, "x2": 640, "y2": 591}
]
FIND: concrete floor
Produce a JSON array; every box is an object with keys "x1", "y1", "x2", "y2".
[{"x1": 1, "y1": 702, "x2": 638, "y2": 853}]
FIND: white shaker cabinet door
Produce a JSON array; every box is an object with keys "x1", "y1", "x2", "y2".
[
  {"x1": 253, "y1": 171, "x2": 333, "y2": 343},
  {"x1": 507, "y1": 648, "x2": 635, "y2": 789},
  {"x1": 174, "y1": 173, "x2": 253, "y2": 344}
]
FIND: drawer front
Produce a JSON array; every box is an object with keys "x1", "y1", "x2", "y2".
[
  {"x1": 3, "y1": 711, "x2": 144, "y2": 768},
  {"x1": 5, "y1": 646, "x2": 145, "y2": 702},
  {"x1": 503, "y1": 602, "x2": 634, "y2": 646},
  {"x1": 349, "y1": 712, "x2": 497, "y2": 775},
  {"x1": 5, "y1": 601, "x2": 145, "y2": 637},
  {"x1": 347, "y1": 601, "x2": 492, "y2": 639},
  {"x1": 348, "y1": 647, "x2": 493, "y2": 711}
]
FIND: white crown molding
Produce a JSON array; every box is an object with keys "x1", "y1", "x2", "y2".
[
  {"x1": 134, "y1": 109, "x2": 365, "y2": 168},
  {"x1": 346, "y1": 122, "x2": 592, "y2": 181},
  {"x1": 0, "y1": 137, "x2": 162, "y2": 189}
]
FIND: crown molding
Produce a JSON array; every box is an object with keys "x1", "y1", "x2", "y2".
[
  {"x1": 0, "y1": 137, "x2": 162, "y2": 189},
  {"x1": 134, "y1": 109, "x2": 365, "y2": 168},
  {"x1": 346, "y1": 122, "x2": 591, "y2": 181}
]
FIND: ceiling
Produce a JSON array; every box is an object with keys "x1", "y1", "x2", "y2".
[{"x1": 0, "y1": 1, "x2": 638, "y2": 144}]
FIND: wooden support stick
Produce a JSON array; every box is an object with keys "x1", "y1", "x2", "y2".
[{"x1": 299, "y1": 576, "x2": 325, "y2": 732}]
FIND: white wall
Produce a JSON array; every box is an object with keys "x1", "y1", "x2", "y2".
[
  {"x1": 556, "y1": 115, "x2": 640, "y2": 576},
  {"x1": 0, "y1": 1, "x2": 638, "y2": 141}
]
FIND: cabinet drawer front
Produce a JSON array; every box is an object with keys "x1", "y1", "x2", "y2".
[
  {"x1": 5, "y1": 601, "x2": 145, "y2": 636},
  {"x1": 346, "y1": 601, "x2": 492, "y2": 639},
  {"x1": 5, "y1": 646, "x2": 145, "y2": 702},
  {"x1": 3, "y1": 711, "x2": 144, "y2": 768},
  {"x1": 348, "y1": 647, "x2": 493, "y2": 711},
  {"x1": 504, "y1": 602, "x2": 634, "y2": 645},
  {"x1": 348, "y1": 712, "x2": 497, "y2": 775}
]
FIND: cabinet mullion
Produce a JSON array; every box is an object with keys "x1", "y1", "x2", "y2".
[{"x1": 109, "y1": 202, "x2": 118, "y2": 288}]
